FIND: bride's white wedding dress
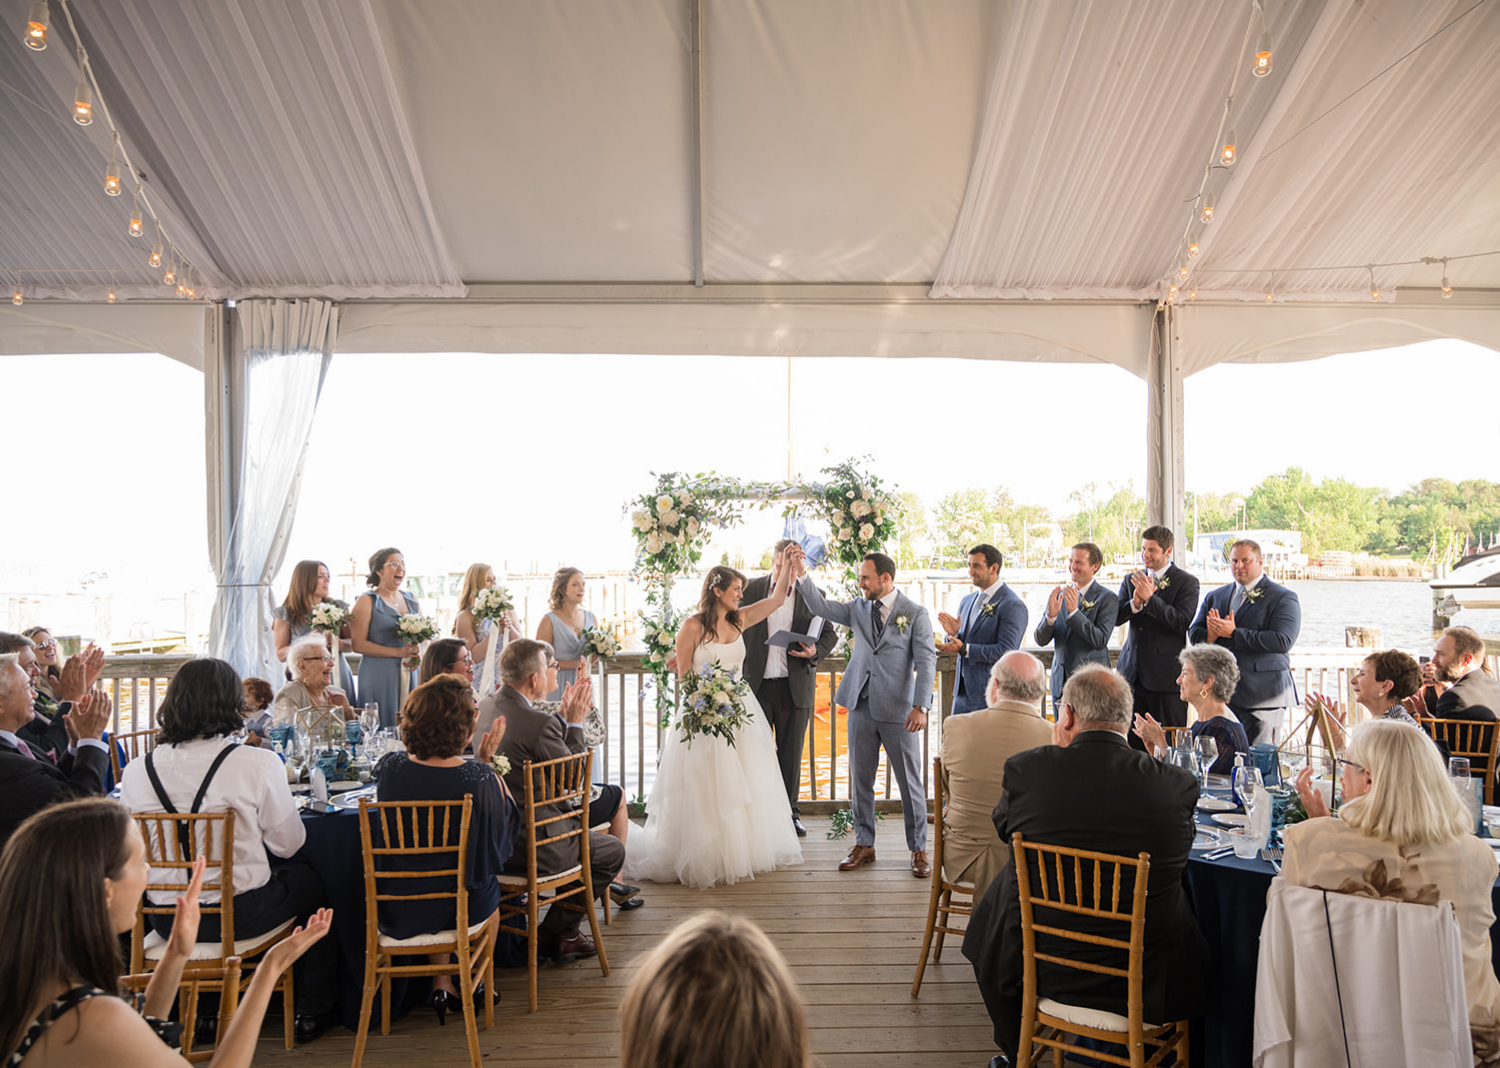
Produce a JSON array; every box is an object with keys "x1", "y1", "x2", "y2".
[{"x1": 626, "y1": 636, "x2": 804, "y2": 889}]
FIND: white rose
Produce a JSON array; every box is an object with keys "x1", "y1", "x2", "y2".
[
  {"x1": 713, "y1": 691, "x2": 730, "y2": 707},
  {"x1": 645, "y1": 533, "x2": 664, "y2": 553},
  {"x1": 632, "y1": 509, "x2": 651, "y2": 531},
  {"x1": 861, "y1": 486, "x2": 871, "y2": 500},
  {"x1": 859, "y1": 523, "x2": 874, "y2": 540},
  {"x1": 846, "y1": 490, "x2": 855, "y2": 499},
  {"x1": 851, "y1": 500, "x2": 871, "y2": 518},
  {"x1": 874, "y1": 508, "x2": 884, "y2": 523},
  {"x1": 656, "y1": 494, "x2": 674, "y2": 512},
  {"x1": 681, "y1": 490, "x2": 695, "y2": 503},
  {"x1": 660, "y1": 509, "x2": 680, "y2": 528},
  {"x1": 686, "y1": 517, "x2": 701, "y2": 536},
  {"x1": 840, "y1": 526, "x2": 853, "y2": 540}
]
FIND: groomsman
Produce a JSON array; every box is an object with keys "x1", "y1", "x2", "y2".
[
  {"x1": 1034, "y1": 543, "x2": 1119, "y2": 713},
  {"x1": 1189, "y1": 539, "x2": 1301, "y2": 744},
  {"x1": 937, "y1": 544, "x2": 1027, "y2": 716},
  {"x1": 741, "y1": 539, "x2": 840, "y2": 837},
  {"x1": 1115, "y1": 526, "x2": 1199, "y2": 737}
]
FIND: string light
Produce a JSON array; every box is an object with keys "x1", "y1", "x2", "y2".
[
  {"x1": 1168, "y1": 284, "x2": 1179, "y2": 303},
  {"x1": 11, "y1": 276, "x2": 22, "y2": 305},
  {"x1": 104, "y1": 134, "x2": 121, "y2": 196},
  {"x1": 1441, "y1": 257, "x2": 1452, "y2": 298},
  {"x1": 1220, "y1": 100, "x2": 1237, "y2": 167},
  {"x1": 1200, "y1": 192, "x2": 1216, "y2": 224},
  {"x1": 106, "y1": 271, "x2": 116, "y2": 303},
  {"x1": 1368, "y1": 266, "x2": 1379, "y2": 301},
  {"x1": 129, "y1": 188, "x2": 143, "y2": 237},
  {"x1": 72, "y1": 48, "x2": 92, "y2": 125},
  {"x1": 1178, "y1": 262, "x2": 1190, "y2": 281},
  {"x1": 1252, "y1": 1, "x2": 1272, "y2": 77},
  {"x1": 1188, "y1": 289, "x2": 1197, "y2": 301},
  {"x1": 24, "y1": 1, "x2": 48, "y2": 50},
  {"x1": 163, "y1": 254, "x2": 175, "y2": 287},
  {"x1": 1188, "y1": 239, "x2": 1200, "y2": 259}
]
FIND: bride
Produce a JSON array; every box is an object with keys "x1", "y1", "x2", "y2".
[{"x1": 627, "y1": 546, "x2": 805, "y2": 889}]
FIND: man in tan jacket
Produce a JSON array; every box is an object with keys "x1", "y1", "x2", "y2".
[{"x1": 938, "y1": 651, "x2": 1052, "y2": 893}]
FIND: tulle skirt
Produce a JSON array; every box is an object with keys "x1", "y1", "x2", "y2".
[{"x1": 626, "y1": 691, "x2": 803, "y2": 889}]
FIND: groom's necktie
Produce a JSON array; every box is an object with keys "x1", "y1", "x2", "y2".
[{"x1": 871, "y1": 599, "x2": 885, "y2": 641}]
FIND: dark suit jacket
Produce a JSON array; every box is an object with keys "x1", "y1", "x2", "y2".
[
  {"x1": 1115, "y1": 564, "x2": 1200, "y2": 692},
  {"x1": 0, "y1": 736, "x2": 109, "y2": 845},
  {"x1": 961, "y1": 731, "x2": 1209, "y2": 1024},
  {"x1": 1425, "y1": 670, "x2": 1500, "y2": 721},
  {"x1": 952, "y1": 584, "x2": 1027, "y2": 715},
  {"x1": 740, "y1": 575, "x2": 839, "y2": 708},
  {"x1": 17, "y1": 705, "x2": 72, "y2": 763},
  {"x1": 484, "y1": 686, "x2": 588, "y2": 876},
  {"x1": 1188, "y1": 576, "x2": 1301, "y2": 710},
  {"x1": 1033, "y1": 581, "x2": 1119, "y2": 703}
]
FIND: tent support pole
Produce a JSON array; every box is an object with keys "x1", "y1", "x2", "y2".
[
  {"x1": 689, "y1": 0, "x2": 705, "y2": 287},
  {"x1": 1146, "y1": 303, "x2": 1186, "y2": 543}
]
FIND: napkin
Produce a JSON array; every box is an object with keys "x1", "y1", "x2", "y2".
[
  {"x1": 1250, "y1": 784, "x2": 1273, "y2": 848},
  {"x1": 310, "y1": 765, "x2": 329, "y2": 803}
]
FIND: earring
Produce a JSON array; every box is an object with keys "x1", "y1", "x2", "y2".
[{"x1": 1200, "y1": 690, "x2": 1209, "y2": 699}]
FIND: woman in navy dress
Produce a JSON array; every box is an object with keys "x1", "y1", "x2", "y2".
[
  {"x1": 350, "y1": 548, "x2": 419, "y2": 729},
  {"x1": 374, "y1": 675, "x2": 515, "y2": 1021}
]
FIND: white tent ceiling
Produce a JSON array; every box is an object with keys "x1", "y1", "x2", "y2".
[{"x1": 2, "y1": 0, "x2": 1498, "y2": 369}]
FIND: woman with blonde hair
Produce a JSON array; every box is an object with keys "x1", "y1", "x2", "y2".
[
  {"x1": 535, "y1": 567, "x2": 594, "y2": 701},
  {"x1": 272, "y1": 560, "x2": 356, "y2": 698},
  {"x1": 619, "y1": 912, "x2": 807, "y2": 1068},
  {"x1": 1286, "y1": 718, "x2": 1500, "y2": 1055},
  {"x1": 452, "y1": 563, "x2": 522, "y2": 695}
]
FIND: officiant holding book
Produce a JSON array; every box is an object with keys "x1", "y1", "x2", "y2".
[{"x1": 741, "y1": 538, "x2": 839, "y2": 838}]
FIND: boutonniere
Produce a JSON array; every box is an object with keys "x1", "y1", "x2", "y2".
[
  {"x1": 894, "y1": 614, "x2": 910, "y2": 634},
  {"x1": 1080, "y1": 598, "x2": 1097, "y2": 610},
  {"x1": 980, "y1": 602, "x2": 998, "y2": 618},
  {"x1": 1244, "y1": 586, "x2": 1264, "y2": 603},
  {"x1": 1156, "y1": 575, "x2": 1171, "y2": 590},
  {"x1": 490, "y1": 753, "x2": 512, "y2": 777}
]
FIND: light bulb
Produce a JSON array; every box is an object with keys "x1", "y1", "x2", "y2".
[
  {"x1": 1253, "y1": 32, "x2": 1272, "y2": 77},
  {"x1": 149, "y1": 242, "x2": 162, "y2": 268},
  {"x1": 1178, "y1": 265, "x2": 1190, "y2": 281},
  {"x1": 1200, "y1": 192, "x2": 1216, "y2": 224},
  {"x1": 1188, "y1": 240, "x2": 1200, "y2": 259},
  {"x1": 176, "y1": 282, "x2": 186, "y2": 297},
  {"x1": 72, "y1": 80, "x2": 92, "y2": 125},
  {"x1": 1265, "y1": 291, "x2": 1274, "y2": 303},
  {"x1": 104, "y1": 160, "x2": 121, "y2": 196},
  {"x1": 1220, "y1": 130, "x2": 1237, "y2": 167},
  {"x1": 1442, "y1": 275, "x2": 1452, "y2": 298},
  {"x1": 129, "y1": 209, "x2": 142, "y2": 237},
  {"x1": 1168, "y1": 285, "x2": 1179, "y2": 302},
  {"x1": 1188, "y1": 290, "x2": 1197, "y2": 301},
  {"x1": 163, "y1": 265, "x2": 175, "y2": 286},
  {"x1": 11, "y1": 288, "x2": 21, "y2": 305},
  {"x1": 24, "y1": 1, "x2": 48, "y2": 50},
  {"x1": 107, "y1": 290, "x2": 116, "y2": 303},
  {"x1": 1370, "y1": 285, "x2": 1380, "y2": 301}
]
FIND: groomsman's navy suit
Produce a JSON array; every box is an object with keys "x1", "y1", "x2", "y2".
[
  {"x1": 1033, "y1": 581, "x2": 1119, "y2": 710},
  {"x1": 1189, "y1": 575, "x2": 1301, "y2": 743},
  {"x1": 1115, "y1": 563, "x2": 1200, "y2": 731},
  {"x1": 950, "y1": 584, "x2": 1027, "y2": 715}
]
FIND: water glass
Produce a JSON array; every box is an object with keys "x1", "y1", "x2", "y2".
[
  {"x1": 1232, "y1": 764, "x2": 1264, "y2": 811},
  {"x1": 1451, "y1": 757, "x2": 1472, "y2": 779},
  {"x1": 1194, "y1": 736, "x2": 1219, "y2": 772}
]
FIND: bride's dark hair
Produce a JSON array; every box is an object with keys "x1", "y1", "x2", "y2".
[{"x1": 694, "y1": 566, "x2": 747, "y2": 647}]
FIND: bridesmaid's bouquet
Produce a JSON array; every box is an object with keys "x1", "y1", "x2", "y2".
[
  {"x1": 396, "y1": 613, "x2": 437, "y2": 648},
  {"x1": 581, "y1": 626, "x2": 622, "y2": 660},
  {"x1": 677, "y1": 664, "x2": 752, "y2": 748},
  {"x1": 306, "y1": 601, "x2": 348, "y2": 634},
  {"x1": 471, "y1": 586, "x2": 515, "y2": 622}
]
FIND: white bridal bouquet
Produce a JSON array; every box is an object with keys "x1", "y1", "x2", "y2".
[
  {"x1": 677, "y1": 663, "x2": 753, "y2": 748},
  {"x1": 471, "y1": 586, "x2": 515, "y2": 622},
  {"x1": 396, "y1": 613, "x2": 437, "y2": 647},
  {"x1": 306, "y1": 601, "x2": 348, "y2": 634},
  {"x1": 581, "y1": 626, "x2": 622, "y2": 659}
]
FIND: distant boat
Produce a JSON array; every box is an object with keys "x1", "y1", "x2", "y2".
[{"x1": 1431, "y1": 546, "x2": 1500, "y2": 612}]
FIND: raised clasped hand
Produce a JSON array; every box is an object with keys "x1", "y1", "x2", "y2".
[
  {"x1": 936, "y1": 611, "x2": 961, "y2": 637},
  {"x1": 1131, "y1": 570, "x2": 1156, "y2": 605},
  {"x1": 265, "y1": 909, "x2": 334, "y2": 975},
  {"x1": 65, "y1": 687, "x2": 112, "y2": 741},
  {"x1": 1046, "y1": 587, "x2": 1064, "y2": 618},
  {"x1": 1294, "y1": 766, "x2": 1331, "y2": 819},
  {"x1": 476, "y1": 715, "x2": 506, "y2": 765},
  {"x1": 1061, "y1": 585, "x2": 1080, "y2": 613}
]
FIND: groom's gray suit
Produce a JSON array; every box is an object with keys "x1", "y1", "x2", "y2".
[{"x1": 796, "y1": 575, "x2": 936, "y2": 852}]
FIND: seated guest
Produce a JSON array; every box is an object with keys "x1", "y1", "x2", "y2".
[
  {"x1": 1305, "y1": 649, "x2": 1424, "y2": 749},
  {"x1": 488, "y1": 639, "x2": 630, "y2": 957},
  {"x1": 273, "y1": 636, "x2": 356, "y2": 750},
  {"x1": 1422, "y1": 626, "x2": 1500, "y2": 721},
  {"x1": 1132, "y1": 644, "x2": 1251, "y2": 775},
  {"x1": 374, "y1": 674, "x2": 515, "y2": 1022},
  {"x1": 938, "y1": 651, "x2": 1053, "y2": 893},
  {"x1": 0, "y1": 631, "x2": 105, "y2": 762},
  {"x1": 453, "y1": 563, "x2": 522, "y2": 694},
  {"x1": 419, "y1": 637, "x2": 476, "y2": 687},
  {"x1": 963, "y1": 666, "x2": 1209, "y2": 1063},
  {"x1": 119, "y1": 657, "x2": 340, "y2": 1043},
  {"x1": 272, "y1": 559, "x2": 356, "y2": 697},
  {"x1": 20, "y1": 626, "x2": 64, "y2": 702},
  {"x1": 619, "y1": 912, "x2": 807, "y2": 1068},
  {"x1": 0, "y1": 653, "x2": 110, "y2": 846},
  {"x1": 242, "y1": 677, "x2": 274, "y2": 747},
  {"x1": 0, "y1": 797, "x2": 331, "y2": 1065},
  {"x1": 1287, "y1": 719, "x2": 1500, "y2": 1055}
]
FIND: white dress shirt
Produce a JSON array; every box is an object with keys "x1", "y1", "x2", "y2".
[
  {"x1": 1130, "y1": 564, "x2": 1172, "y2": 613},
  {"x1": 763, "y1": 583, "x2": 796, "y2": 680},
  {"x1": 964, "y1": 578, "x2": 1005, "y2": 656},
  {"x1": 120, "y1": 737, "x2": 305, "y2": 904}
]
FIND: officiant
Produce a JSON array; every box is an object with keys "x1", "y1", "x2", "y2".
[{"x1": 741, "y1": 538, "x2": 839, "y2": 838}]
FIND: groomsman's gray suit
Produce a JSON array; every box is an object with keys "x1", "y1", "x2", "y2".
[{"x1": 796, "y1": 576, "x2": 936, "y2": 852}]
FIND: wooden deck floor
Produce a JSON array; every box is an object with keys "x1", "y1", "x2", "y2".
[{"x1": 251, "y1": 817, "x2": 997, "y2": 1067}]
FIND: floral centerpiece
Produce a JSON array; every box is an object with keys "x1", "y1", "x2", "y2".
[
  {"x1": 677, "y1": 663, "x2": 753, "y2": 748},
  {"x1": 471, "y1": 586, "x2": 515, "y2": 623},
  {"x1": 306, "y1": 601, "x2": 348, "y2": 634},
  {"x1": 581, "y1": 625, "x2": 622, "y2": 660}
]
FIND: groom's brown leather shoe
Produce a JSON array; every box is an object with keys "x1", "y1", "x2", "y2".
[
  {"x1": 911, "y1": 851, "x2": 932, "y2": 878},
  {"x1": 838, "y1": 845, "x2": 876, "y2": 871}
]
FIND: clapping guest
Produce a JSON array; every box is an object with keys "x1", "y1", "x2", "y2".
[
  {"x1": 273, "y1": 636, "x2": 356, "y2": 727},
  {"x1": 1033, "y1": 543, "x2": 1119, "y2": 714},
  {"x1": 0, "y1": 798, "x2": 332, "y2": 1067},
  {"x1": 374, "y1": 675, "x2": 514, "y2": 1022},
  {"x1": 1132, "y1": 644, "x2": 1250, "y2": 775},
  {"x1": 119, "y1": 658, "x2": 340, "y2": 1044},
  {"x1": 619, "y1": 912, "x2": 808, "y2": 1068},
  {"x1": 0, "y1": 631, "x2": 106, "y2": 762},
  {"x1": 453, "y1": 564, "x2": 522, "y2": 691},
  {"x1": 272, "y1": 560, "x2": 356, "y2": 698},
  {"x1": 1305, "y1": 649, "x2": 1424, "y2": 750},
  {"x1": 536, "y1": 567, "x2": 595, "y2": 701},
  {"x1": 20, "y1": 627, "x2": 62, "y2": 702},
  {"x1": 349, "y1": 548, "x2": 419, "y2": 729},
  {"x1": 1286, "y1": 719, "x2": 1500, "y2": 1057},
  {"x1": 419, "y1": 638, "x2": 476, "y2": 687}
]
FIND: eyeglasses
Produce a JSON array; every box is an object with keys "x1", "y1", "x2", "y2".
[
  {"x1": 298, "y1": 656, "x2": 335, "y2": 665},
  {"x1": 1336, "y1": 757, "x2": 1366, "y2": 773},
  {"x1": 546, "y1": 661, "x2": 559, "y2": 670}
]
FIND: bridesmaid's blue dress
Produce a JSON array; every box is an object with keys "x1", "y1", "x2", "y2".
[
  {"x1": 543, "y1": 609, "x2": 595, "y2": 701},
  {"x1": 359, "y1": 589, "x2": 418, "y2": 728}
]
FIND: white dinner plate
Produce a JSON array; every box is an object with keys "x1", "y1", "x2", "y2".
[
  {"x1": 1192, "y1": 828, "x2": 1226, "y2": 850},
  {"x1": 1197, "y1": 797, "x2": 1236, "y2": 812},
  {"x1": 1211, "y1": 813, "x2": 1250, "y2": 827}
]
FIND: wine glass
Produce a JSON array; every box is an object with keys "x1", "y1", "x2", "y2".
[
  {"x1": 1232, "y1": 763, "x2": 1264, "y2": 811},
  {"x1": 1194, "y1": 736, "x2": 1219, "y2": 773}
]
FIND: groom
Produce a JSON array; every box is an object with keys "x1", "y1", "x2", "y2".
[{"x1": 794, "y1": 549, "x2": 937, "y2": 878}]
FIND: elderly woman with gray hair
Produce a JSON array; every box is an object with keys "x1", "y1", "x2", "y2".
[{"x1": 1132, "y1": 643, "x2": 1250, "y2": 775}]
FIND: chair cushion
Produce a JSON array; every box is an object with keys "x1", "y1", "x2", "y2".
[
  {"x1": 377, "y1": 916, "x2": 491, "y2": 949},
  {"x1": 142, "y1": 917, "x2": 296, "y2": 962},
  {"x1": 497, "y1": 864, "x2": 583, "y2": 886},
  {"x1": 1038, "y1": 997, "x2": 1162, "y2": 1032}
]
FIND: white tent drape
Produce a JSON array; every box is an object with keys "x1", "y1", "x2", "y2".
[{"x1": 206, "y1": 299, "x2": 338, "y2": 680}]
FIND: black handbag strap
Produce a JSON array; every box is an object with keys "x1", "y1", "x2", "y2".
[{"x1": 143, "y1": 743, "x2": 239, "y2": 855}]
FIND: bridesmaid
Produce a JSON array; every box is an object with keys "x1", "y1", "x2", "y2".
[
  {"x1": 349, "y1": 547, "x2": 419, "y2": 728},
  {"x1": 272, "y1": 560, "x2": 357, "y2": 698},
  {"x1": 535, "y1": 567, "x2": 595, "y2": 702},
  {"x1": 453, "y1": 562, "x2": 522, "y2": 695}
]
